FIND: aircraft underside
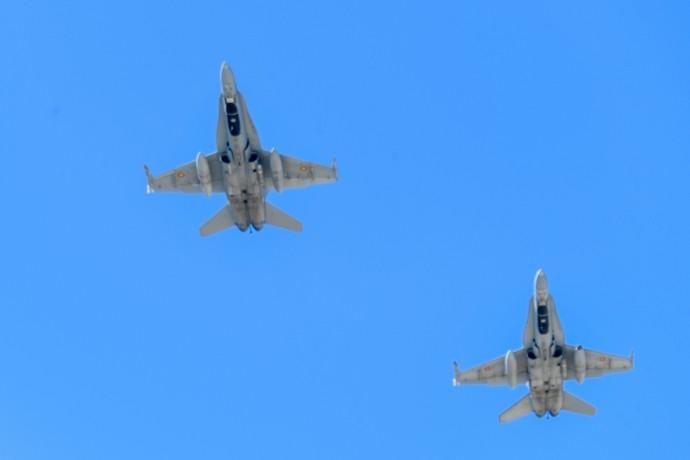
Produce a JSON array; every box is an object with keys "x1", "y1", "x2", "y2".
[
  {"x1": 229, "y1": 193, "x2": 265, "y2": 232},
  {"x1": 144, "y1": 61, "x2": 338, "y2": 236},
  {"x1": 453, "y1": 270, "x2": 632, "y2": 423},
  {"x1": 528, "y1": 355, "x2": 565, "y2": 416}
]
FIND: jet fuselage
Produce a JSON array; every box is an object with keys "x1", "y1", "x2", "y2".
[
  {"x1": 453, "y1": 269, "x2": 633, "y2": 422},
  {"x1": 144, "y1": 62, "x2": 337, "y2": 235},
  {"x1": 524, "y1": 270, "x2": 567, "y2": 417},
  {"x1": 219, "y1": 64, "x2": 266, "y2": 231}
]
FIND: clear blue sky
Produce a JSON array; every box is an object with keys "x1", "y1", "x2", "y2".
[{"x1": 1, "y1": 1, "x2": 689, "y2": 459}]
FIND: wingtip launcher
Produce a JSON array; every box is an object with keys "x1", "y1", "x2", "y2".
[
  {"x1": 331, "y1": 158, "x2": 338, "y2": 180},
  {"x1": 452, "y1": 361, "x2": 462, "y2": 387},
  {"x1": 144, "y1": 165, "x2": 155, "y2": 194}
]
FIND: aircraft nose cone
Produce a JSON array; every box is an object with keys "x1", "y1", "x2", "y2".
[
  {"x1": 535, "y1": 269, "x2": 549, "y2": 296},
  {"x1": 220, "y1": 62, "x2": 237, "y2": 97}
]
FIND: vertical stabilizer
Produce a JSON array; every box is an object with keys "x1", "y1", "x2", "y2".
[{"x1": 499, "y1": 394, "x2": 533, "y2": 423}]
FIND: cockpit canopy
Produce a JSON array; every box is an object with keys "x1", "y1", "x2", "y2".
[
  {"x1": 537, "y1": 305, "x2": 549, "y2": 335},
  {"x1": 226, "y1": 102, "x2": 241, "y2": 136}
]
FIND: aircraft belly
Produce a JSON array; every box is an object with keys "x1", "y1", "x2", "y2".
[
  {"x1": 528, "y1": 361, "x2": 544, "y2": 390},
  {"x1": 529, "y1": 391, "x2": 546, "y2": 417},
  {"x1": 225, "y1": 161, "x2": 264, "y2": 230},
  {"x1": 228, "y1": 196, "x2": 249, "y2": 231},
  {"x1": 223, "y1": 163, "x2": 240, "y2": 196},
  {"x1": 547, "y1": 388, "x2": 564, "y2": 416},
  {"x1": 528, "y1": 357, "x2": 565, "y2": 416},
  {"x1": 247, "y1": 195, "x2": 265, "y2": 230}
]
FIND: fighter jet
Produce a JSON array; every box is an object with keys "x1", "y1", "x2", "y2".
[
  {"x1": 144, "y1": 62, "x2": 337, "y2": 235},
  {"x1": 452, "y1": 269, "x2": 633, "y2": 423}
]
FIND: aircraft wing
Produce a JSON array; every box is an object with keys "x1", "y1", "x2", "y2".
[
  {"x1": 263, "y1": 152, "x2": 337, "y2": 191},
  {"x1": 453, "y1": 349, "x2": 528, "y2": 386},
  {"x1": 565, "y1": 346, "x2": 634, "y2": 380},
  {"x1": 145, "y1": 153, "x2": 224, "y2": 194}
]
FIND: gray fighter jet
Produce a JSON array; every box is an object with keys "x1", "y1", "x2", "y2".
[
  {"x1": 144, "y1": 62, "x2": 337, "y2": 235},
  {"x1": 452, "y1": 269, "x2": 633, "y2": 423}
]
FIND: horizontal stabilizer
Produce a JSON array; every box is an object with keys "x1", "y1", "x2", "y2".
[
  {"x1": 562, "y1": 392, "x2": 596, "y2": 416},
  {"x1": 499, "y1": 394, "x2": 533, "y2": 423},
  {"x1": 265, "y1": 202, "x2": 303, "y2": 232},
  {"x1": 200, "y1": 205, "x2": 236, "y2": 236}
]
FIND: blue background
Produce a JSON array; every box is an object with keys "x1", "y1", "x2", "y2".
[{"x1": 1, "y1": 1, "x2": 689, "y2": 459}]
